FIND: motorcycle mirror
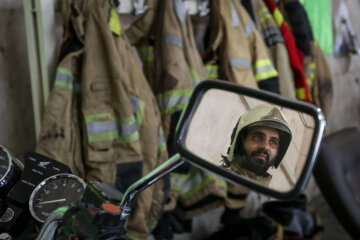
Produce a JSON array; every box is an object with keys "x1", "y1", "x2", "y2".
[{"x1": 175, "y1": 80, "x2": 326, "y2": 200}]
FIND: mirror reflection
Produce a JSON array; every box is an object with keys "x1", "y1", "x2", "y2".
[{"x1": 185, "y1": 89, "x2": 315, "y2": 192}]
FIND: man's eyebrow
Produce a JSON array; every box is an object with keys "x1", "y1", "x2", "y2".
[
  {"x1": 249, "y1": 131, "x2": 279, "y2": 140},
  {"x1": 249, "y1": 131, "x2": 265, "y2": 136}
]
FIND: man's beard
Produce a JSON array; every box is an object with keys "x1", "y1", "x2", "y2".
[{"x1": 234, "y1": 149, "x2": 276, "y2": 176}]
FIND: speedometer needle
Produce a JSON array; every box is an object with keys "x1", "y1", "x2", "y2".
[{"x1": 38, "y1": 198, "x2": 66, "y2": 204}]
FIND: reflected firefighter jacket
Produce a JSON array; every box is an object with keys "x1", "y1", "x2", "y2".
[
  {"x1": 252, "y1": 0, "x2": 296, "y2": 99},
  {"x1": 263, "y1": 0, "x2": 312, "y2": 103},
  {"x1": 36, "y1": 0, "x2": 168, "y2": 239}
]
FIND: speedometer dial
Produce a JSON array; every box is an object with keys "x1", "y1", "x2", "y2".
[
  {"x1": 0, "y1": 145, "x2": 23, "y2": 193},
  {"x1": 29, "y1": 173, "x2": 86, "y2": 223}
]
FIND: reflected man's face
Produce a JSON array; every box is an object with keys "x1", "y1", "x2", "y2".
[{"x1": 242, "y1": 126, "x2": 279, "y2": 175}]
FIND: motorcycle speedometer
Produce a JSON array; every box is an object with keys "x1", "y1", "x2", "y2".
[
  {"x1": 0, "y1": 145, "x2": 23, "y2": 194},
  {"x1": 29, "y1": 173, "x2": 86, "y2": 223}
]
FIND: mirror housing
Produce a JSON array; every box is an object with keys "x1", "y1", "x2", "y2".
[{"x1": 175, "y1": 80, "x2": 326, "y2": 200}]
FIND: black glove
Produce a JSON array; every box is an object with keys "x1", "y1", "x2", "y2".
[
  {"x1": 262, "y1": 194, "x2": 318, "y2": 238},
  {"x1": 207, "y1": 216, "x2": 277, "y2": 240}
]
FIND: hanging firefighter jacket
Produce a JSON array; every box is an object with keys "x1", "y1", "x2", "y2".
[
  {"x1": 211, "y1": 0, "x2": 282, "y2": 210},
  {"x1": 263, "y1": 0, "x2": 312, "y2": 103},
  {"x1": 311, "y1": 42, "x2": 333, "y2": 119},
  {"x1": 164, "y1": 0, "x2": 284, "y2": 220},
  {"x1": 36, "y1": 50, "x2": 85, "y2": 178},
  {"x1": 127, "y1": 0, "x2": 282, "y2": 222},
  {"x1": 36, "y1": 0, "x2": 168, "y2": 239},
  {"x1": 123, "y1": 0, "x2": 228, "y2": 232},
  {"x1": 251, "y1": 0, "x2": 296, "y2": 99},
  {"x1": 153, "y1": 0, "x2": 208, "y2": 139},
  {"x1": 124, "y1": 0, "x2": 158, "y2": 95},
  {"x1": 174, "y1": 0, "x2": 283, "y2": 216},
  {"x1": 277, "y1": 0, "x2": 333, "y2": 118},
  {"x1": 154, "y1": 0, "x2": 227, "y2": 220},
  {"x1": 194, "y1": 0, "x2": 281, "y2": 94}
]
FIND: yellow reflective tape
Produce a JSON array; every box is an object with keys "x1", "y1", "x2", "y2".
[
  {"x1": 254, "y1": 59, "x2": 278, "y2": 81},
  {"x1": 171, "y1": 172, "x2": 189, "y2": 180},
  {"x1": 88, "y1": 131, "x2": 118, "y2": 143},
  {"x1": 307, "y1": 79, "x2": 313, "y2": 87},
  {"x1": 156, "y1": 89, "x2": 192, "y2": 115},
  {"x1": 255, "y1": 70, "x2": 278, "y2": 82},
  {"x1": 178, "y1": 174, "x2": 215, "y2": 200},
  {"x1": 117, "y1": 131, "x2": 139, "y2": 143},
  {"x1": 158, "y1": 144, "x2": 167, "y2": 153},
  {"x1": 219, "y1": 178, "x2": 227, "y2": 190},
  {"x1": 157, "y1": 127, "x2": 167, "y2": 153},
  {"x1": 148, "y1": 221, "x2": 157, "y2": 230},
  {"x1": 57, "y1": 67, "x2": 75, "y2": 80},
  {"x1": 204, "y1": 65, "x2": 218, "y2": 70},
  {"x1": 189, "y1": 66, "x2": 200, "y2": 84},
  {"x1": 259, "y1": 14, "x2": 272, "y2": 24},
  {"x1": 296, "y1": 88, "x2": 306, "y2": 100},
  {"x1": 273, "y1": 9, "x2": 284, "y2": 28},
  {"x1": 109, "y1": 7, "x2": 122, "y2": 35},
  {"x1": 134, "y1": 100, "x2": 145, "y2": 129},
  {"x1": 156, "y1": 89, "x2": 193, "y2": 100},
  {"x1": 205, "y1": 64, "x2": 219, "y2": 79},
  {"x1": 257, "y1": 8, "x2": 272, "y2": 24},
  {"x1": 255, "y1": 59, "x2": 272, "y2": 67},
  {"x1": 85, "y1": 113, "x2": 115, "y2": 123},
  {"x1": 137, "y1": 46, "x2": 155, "y2": 63},
  {"x1": 257, "y1": 8, "x2": 268, "y2": 17},
  {"x1": 207, "y1": 74, "x2": 218, "y2": 79}
]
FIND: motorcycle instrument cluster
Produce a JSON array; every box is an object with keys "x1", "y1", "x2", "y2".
[
  {"x1": 0, "y1": 151, "x2": 72, "y2": 236},
  {"x1": 0, "y1": 145, "x2": 23, "y2": 194},
  {"x1": 29, "y1": 173, "x2": 86, "y2": 223}
]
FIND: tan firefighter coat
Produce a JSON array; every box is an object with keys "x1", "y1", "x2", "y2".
[
  {"x1": 124, "y1": 0, "x2": 228, "y2": 220},
  {"x1": 37, "y1": 0, "x2": 168, "y2": 239}
]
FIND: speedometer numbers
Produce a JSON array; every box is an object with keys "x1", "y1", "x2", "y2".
[{"x1": 29, "y1": 173, "x2": 86, "y2": 223}]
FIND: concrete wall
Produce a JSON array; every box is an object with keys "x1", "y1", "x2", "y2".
[
  {"x1": 0, "y1": 0, "x2": 36, "y2": 157},
  {"x1": 324, "y1": 0, "x2": 360, "y2": 135}
]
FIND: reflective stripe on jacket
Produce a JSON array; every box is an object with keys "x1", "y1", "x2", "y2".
[
  {"x1": 170, "y1": 167, "x2": 227, "y2": 218},
  {"x1": 252, "y1": 0, "x2": 296, "y2": 99}
]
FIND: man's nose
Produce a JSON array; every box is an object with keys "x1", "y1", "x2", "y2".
[{"x1": 260, "y1": 140, "x2": 271, "y2": 152}]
